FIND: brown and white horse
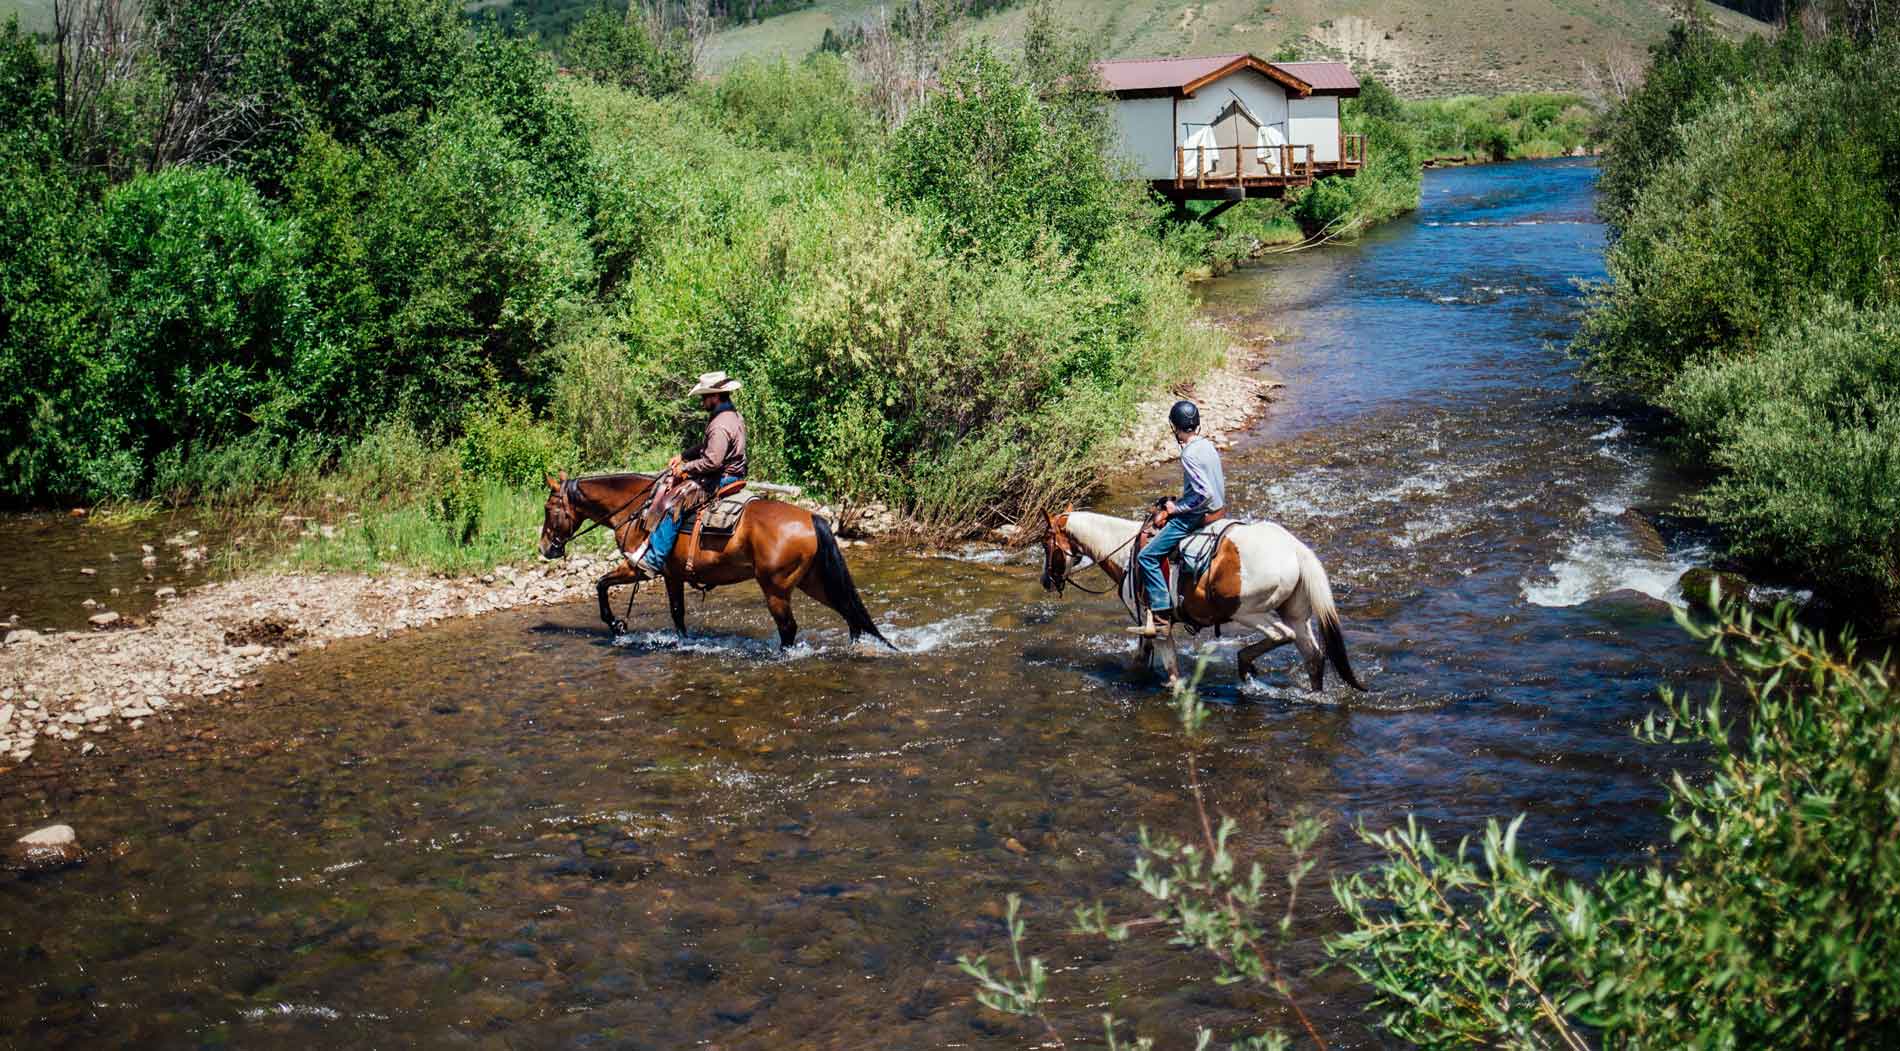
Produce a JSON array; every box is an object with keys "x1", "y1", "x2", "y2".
[
  {"x1": 1039, "y1": 509, "x2": 1365, "y2": 692},
  {"x1": 538, "y1": 472, "x2": 892, "y2": 649}
]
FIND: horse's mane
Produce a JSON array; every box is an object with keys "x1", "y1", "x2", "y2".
[{"x1": 1065, "y1": 510, "x2": 1141, "y2": 563}]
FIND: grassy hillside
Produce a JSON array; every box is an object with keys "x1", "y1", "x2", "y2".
[
  {"x1": 0, "y1": 0, "x2": 50, "y2": 34},
  {"x1": 705, "y1": 0, "x2": 1767, "y2": 95},
  {"x1": 2, "y1": 0, "x2": 1767, "y2": 94}
]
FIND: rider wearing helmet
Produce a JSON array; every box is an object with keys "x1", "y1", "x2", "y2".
[
  {"x1": 635, "y1": 371, "x2": 748, "y2": 580},
  {"x1": 1132, "y1": 400, "x2": 1225, "y2": 636}
]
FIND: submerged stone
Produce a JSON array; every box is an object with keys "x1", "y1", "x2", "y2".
[{"x1": 8, "y1": 824, "x2": 83, "y2": 873}]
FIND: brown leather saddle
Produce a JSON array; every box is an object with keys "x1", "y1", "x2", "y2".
[
  {"x1": 641, "y1": 476, "x2": 755, "y2": 575},
  {"x1": 1133, "y1": 503, "x2": 1229, "y2": 633}
]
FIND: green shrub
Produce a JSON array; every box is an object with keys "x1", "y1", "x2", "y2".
[
  {"x1": 702, "y1": 54, "x2": 879, "y2": 168},
  {"x1": 884, "y1": 42, "x2": 1134, "y2": 263},
  {"x1": 0, "y1": 19, "x2": 123, "y2": 503},
  {"x1": 1579, "y1": 73, "x2": 1898, "y2": 394},
  {"x1": 459, "y1": 398, "x2": 581, "y2": 487},
  {"x1": 282, "y1": 103, "x2": 597, "y2": 432},
  {"x1": 1594, "y1": 23, "x2": 1786, "y2": 233},
  {"x1": 96, "y1": 166, "x2": 314, "y2": 480},
  {"x1": 1332, "y1": 596, "x2": 1900, "y2": 1049},
  {"x1": 462, "y1": 28, "x2": 592, "y2": 211},
  {"x1": 563, "y1": 3, "x2": 692, "y2": 96},
  {"x1": 1666, "y1": 300, "x2": 1900, "y2": 615},
  {"x1": 190, "y1": 0, "x2": 473, "y2": 183}
]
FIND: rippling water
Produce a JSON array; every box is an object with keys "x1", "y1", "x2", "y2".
[{"x1": 1, "y1": 160, "x2": 1718, "y2": 1049}]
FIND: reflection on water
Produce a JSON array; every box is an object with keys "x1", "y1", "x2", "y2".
[{"x1": 1, "y1": 160, "x2": 1718, "y2": 1049}]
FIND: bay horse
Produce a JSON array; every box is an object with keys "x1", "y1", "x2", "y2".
[
  {"x1": 537, "y1": 471, "x2": 892, "y2": 649},
  {"x1": 1038, "y1": 509, "x2": 1365, "y2": 692}
]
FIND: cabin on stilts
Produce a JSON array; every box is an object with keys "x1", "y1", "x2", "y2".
[{"x1": 1094, "y1": 53, "x2": 1365, "y2": 214}]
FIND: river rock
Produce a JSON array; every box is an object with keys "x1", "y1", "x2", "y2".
[
  {"x1": 79, "y1": 567, "x2": 96, "y2": 576},
  {"x1": 88, "y1": 611, "x2": 121, "y2": 628},
  {"x1": 155, "y1": 587, "x2": 176, "y2": 600},
  {"x1": 4, "y1": 629, "x2": 42, "y2": 647},
  {"x1": 1617, "y1": 508, "x2": 1668, "y2": 560},
  {"x1": 1679, "y1": 568, "x2": 1751, "y2": 613},
  {"x1": 7, "y1": 824, "x2": 83, "y2": 873}
]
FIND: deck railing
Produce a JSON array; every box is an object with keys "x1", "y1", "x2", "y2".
[
  {"x1": 1340, "y1": 132, "x2": 1368, "y2": 167},
  {"x1": 1174, "y1": 143, "x2": 1316, "y2": 186}
]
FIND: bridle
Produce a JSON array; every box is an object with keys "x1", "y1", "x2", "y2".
[
  {"x1": 1041, "y1": 520, "x2": 1132, "y2": 596},
  {"x1": 544, "y1": 476, "x2": 654, "y2": 559}
]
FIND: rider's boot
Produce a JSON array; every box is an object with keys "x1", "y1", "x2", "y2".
[{"x1": 626, "y1": 540, "x2": 661, "y2": 582}]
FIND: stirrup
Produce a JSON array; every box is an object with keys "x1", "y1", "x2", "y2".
[{"x1": 1127, "y1": 609, "x2": 1171, "y2": 637}]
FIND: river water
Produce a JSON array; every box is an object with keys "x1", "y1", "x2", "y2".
[{"x1": 1, "y1": 159, "x2": 1720, "y2": 1049}]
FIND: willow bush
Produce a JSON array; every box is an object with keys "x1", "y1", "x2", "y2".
[
  {"x1": 1578, "y1": 23, "x2": 1900, "y2": 614},
  {"x1": 1334, "y1": 595, "x2": 1900, "y2": 1049}
]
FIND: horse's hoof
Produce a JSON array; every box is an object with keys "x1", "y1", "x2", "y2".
[{"x1": 609, "y1": 619, "x2": 629, "y2": 636}]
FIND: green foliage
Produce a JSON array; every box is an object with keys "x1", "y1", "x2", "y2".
[
  {"x1": 281, "y1": 104, "x2": 596, "y2": 435},
  {"x1": 1594, "y1": 23, "x2": 1789, "y2": 232},
  {"x1": 701, "y1": 53, "x2": 878, "y2": 167},
  {"x1": 1332, "y1": 596, "x2": 1900, "y2": 1049},
  {"x1": 1398, "y1": 91, "x2": 1595, "y2": 163},
  {"x1": 0, "y1": 18, "x2": 120, "y2": 502},
  {"x1": 96, "y1": 167, "x2": 314, "y2": 485},
  {"x1": 884, "y1": 41, "x2": 1134, "y2": 263},
  {"x1": 562, "y1": 3, "x2": 692, "y2": 96},
  {"x1": 1580, "y1": 73, "x2": 1897, "y2": 393},
  {"x1": 1665, "y1": 300, "x2": 1900, "y2": 613},
  {"x1": 183, "y1": 0, "x2": 474, "y2": 183},
  {"x1": 1578, "y1": 27, "x2": 1900, "y2": 610},
  {"x1": 459, "y1": 398, "x2": 580, "y2": 487}
]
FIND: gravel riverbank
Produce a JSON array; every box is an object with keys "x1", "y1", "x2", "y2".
[{"x1": 0, "y1": 556, "x2": 622, "y2": 771}]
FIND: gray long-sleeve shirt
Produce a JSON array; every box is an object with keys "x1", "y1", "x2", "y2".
[{"x1": 1176, "y1": 435, "x2": 1225, "y2": 515}]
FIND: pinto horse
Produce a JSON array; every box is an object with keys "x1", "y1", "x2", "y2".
[
  {"x1": 537, "y1": 471, "x2": 892, "y2": 649},
  {"x1": 1039, "y1": 509, "x2": 1365, "y2": 692}
]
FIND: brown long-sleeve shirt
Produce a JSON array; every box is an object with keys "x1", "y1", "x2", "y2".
[{"x1": 679, "y1": 407, "x2": 746, "y2": 485}]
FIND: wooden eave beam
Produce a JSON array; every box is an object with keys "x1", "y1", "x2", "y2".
[{"x1": 1182, "y1": 55, "x2": 1312, "y2": 98}]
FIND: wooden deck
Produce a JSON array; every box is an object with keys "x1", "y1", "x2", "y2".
[{"x1": 1153, "y1": 133, "x2": 1366, "y2": 201}]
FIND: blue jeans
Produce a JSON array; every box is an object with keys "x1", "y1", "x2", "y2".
[
  {"x1": 643, "y1": 475, "x2": 742, "y2": 571},
  {"x1": 1137, "y1": 511, "x2": 1207, "y2": 613}
]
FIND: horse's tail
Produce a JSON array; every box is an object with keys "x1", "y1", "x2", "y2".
[
  {"x1": 1295, "y1": 542, "x2": 1366, "y2": 692},
  {"x1": 811, "y1": 515, "x2": 896, "y2": 650}
]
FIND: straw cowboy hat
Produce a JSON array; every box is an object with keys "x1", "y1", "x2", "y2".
[{"x1": 689, "y1": 371, "x2": 743, "y2": 397}]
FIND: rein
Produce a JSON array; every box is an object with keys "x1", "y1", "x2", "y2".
[{"x1": 562, "y1": 475, "x2": 655, "y2": 549}]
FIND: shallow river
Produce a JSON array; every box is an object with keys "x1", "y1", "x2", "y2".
[{"x1": 2, "y1": 160, "x2": 1721, "y2": 1049}]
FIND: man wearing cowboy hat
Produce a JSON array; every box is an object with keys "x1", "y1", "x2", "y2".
[{"x1": 635, "y1": 371, "x2": 748, "y2": 579}]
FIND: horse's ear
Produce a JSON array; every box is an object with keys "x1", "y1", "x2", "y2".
[
  {"x1": 1064, "y1": 503, "x2": 1073, "y2": 515},
  {"x1": 546, "y1": 472, "x2": 561, "y2": 491}
]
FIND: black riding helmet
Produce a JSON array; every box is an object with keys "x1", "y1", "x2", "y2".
[{"x1": 1169, "y1": 400, "x2": 1201, "y2": 433}]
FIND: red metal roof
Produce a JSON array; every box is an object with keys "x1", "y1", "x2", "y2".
[
  {"x1": 1094, "y1": 54, "x2": 1357, "y2": 97},
  {"x1": 1269, "y1": 61, "x2": 1361, "y2": 96},
  {"x1": 1095, "y1": 53, "x2": 1249, "y2": 93}
]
